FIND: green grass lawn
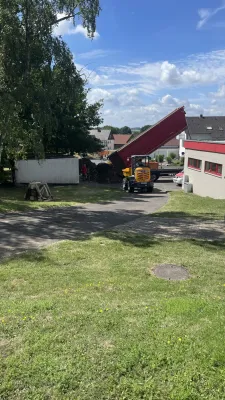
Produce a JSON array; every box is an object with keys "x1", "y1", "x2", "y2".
[
  {"x1": 1, "y1": 233, "x2": 225, "y2": 399},
  {"x1": 154, "y1": 191, "x2": 225, "y2": 220},
  {"x1": 0, "y1": 185, "x2": 123, "y2": 213}
]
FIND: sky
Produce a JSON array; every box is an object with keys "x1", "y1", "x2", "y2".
[{"x1": 53, "y1": 0, "x2": 225, "y2": 127}]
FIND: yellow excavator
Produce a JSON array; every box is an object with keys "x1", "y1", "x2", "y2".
[{"x1": 122, "y1": 155, "x2": 154, "y2": 193}]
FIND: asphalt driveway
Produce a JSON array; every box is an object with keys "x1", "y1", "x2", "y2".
[{"x1": 0, "y1": 190, "x2": 168, "y2": 261}]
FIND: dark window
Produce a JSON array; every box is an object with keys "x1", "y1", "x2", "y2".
[
  {"x1": 188, "y1": 158, "x2": 201, "y2": 170},
  {"x1": 205, "y1": 162, "x2": 222, "y2": 176}
]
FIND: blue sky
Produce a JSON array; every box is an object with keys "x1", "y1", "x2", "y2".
[{"x1": 54, "y1": 0, "x2": 225, "y2": 127}]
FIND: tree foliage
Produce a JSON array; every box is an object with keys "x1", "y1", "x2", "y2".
[
  {"x1": 0, "y1": 0, "x2": 102, "y2": 163},
  {"x1": 120, "y1": 126, "x2": 132, "y2": 134},
  {"x1": 102, "y1": 125, "x2": 132, "y2": 135},
  {"x1": 166, "y1": 156, "x2": 172, "y2": 164},
  {"x1": 169, "y1": 152, "x2": 176, "y2": 160},
  {"x1": 102, "y1": 125, "x2": 120, "y2": 135},
  {"x1": 158, "y1": 154, "x2": 164, "y2": 163},
  {"x1": 54, "y1": 0, "x2": 101, "y2": 37},
  {"x1": 140, "y1": 125, "x2": 151, "y2": 133}
]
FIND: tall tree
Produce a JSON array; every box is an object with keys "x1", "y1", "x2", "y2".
[
  {"x1": 53, "y1": 0, "x2": 100, "y2": 36},
  {"x1": 120, "y1": 126, "x2": 132, "y2": 134},
  {"x1": 102, "y1": 125, "x2": 120, "y2": 135},
  {"x1": 0, "y1": 0, "x2": 101, "y2": 163},
  {"x1": 140, "y1": 125, "x2": 151, "y2": 133},
  {"x1": 43, "y1": 38, "x2": 102, "y2": 155}
]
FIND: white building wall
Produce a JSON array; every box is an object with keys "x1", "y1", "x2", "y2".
[
  {"x1": 184, "y1": 149, "x2": 225, "y2": 199},
  {"x1": 107, "y1": 140, "x2": 114, "y2": 150},
  {"x1": 16, "y1": 158, "x2": 79, "y2": 184},
  {"x1": 101, "y1": 139, "x2": 114, "y2": 150}
]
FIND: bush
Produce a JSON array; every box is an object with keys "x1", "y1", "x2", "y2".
[
  {"x1": 158, "y1": 154, "x2": 164, "y2": 163},
  {"x1": 166, "y1": 156, "x2": 172, "y2": 164},
  {"x1": 180, "y1": 157, "x2": 184, "y2": 166},
  {"x1": 169, "y1": 152, "x2": 176, "y2": 160}
]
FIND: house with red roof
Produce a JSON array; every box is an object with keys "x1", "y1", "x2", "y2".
[{"x1": 113, "y1": 134, "x2": 132, "y2": 149}]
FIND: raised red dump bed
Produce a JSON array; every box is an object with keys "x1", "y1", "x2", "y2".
[{"x1": 109, "y1": 107, "x2": 187, "y2": 171}]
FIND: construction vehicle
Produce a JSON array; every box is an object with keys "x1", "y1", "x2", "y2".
[
  {"x1": 122, "y1": 155, "x2": 154, "y2": 193},
  {"x1": 109, "y1": 107, "x2": 187, "y2": 187}
]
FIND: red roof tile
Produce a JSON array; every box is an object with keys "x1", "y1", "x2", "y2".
[
  {"x1": 113, "y1": 134, "x2": 131, "y2": 145},
  {"x1": 162, "y1": 138, "x2": 179, "y2": 147}
]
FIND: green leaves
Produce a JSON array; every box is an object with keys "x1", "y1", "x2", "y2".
[{"x1": 0, "y1": 0, "x2": 102, "y2": 163}]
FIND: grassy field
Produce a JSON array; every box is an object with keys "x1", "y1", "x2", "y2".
[
  {"x1": 154, "y1": 191, "x2": 225, "y2": 220},
  {"x1": 0, "y1": 185, "x2": 123, "y2": 213},
  {"x1": 1, "y1": 233, "x2": 225, "y2": 399}
]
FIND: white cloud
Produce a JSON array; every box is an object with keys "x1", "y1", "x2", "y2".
[
  {"x1": 160, "y1": 61, "x2": 181, "y2": 85},
  {"x1": 160, "y1": 94, "x2": 179, "y2": 106},
  {"x1": 77, "y1": 48, "x2": 225, "y2": 126},
  {"x1": 78, "y1": 49, "x2": 116, "y2": 60},
  {"x1": 197, "y1": 2, "x2": 225, "y2": 29},
  {"x1": 117, "y1": 93, "x2": 144, "y2": 107},
  {"x1": 87, "y1": 88, "x2": 117, "y2": 104},
  {"x1": 103, "y1": 86, "x2": 225, "y2": 126},
  {"x1": 98, "y1": 92, "x2": 206, "y2": 127},
  {"x1": 53, "y1": 13, "x2": 99, "y2": 38},
  {"x1": 211, "y1": 85, "x2": 225, "y2": 97},
  {"x1": 98, "y1": 50, "x2": 225, "y2": 92},
  {"x1": 75, "y1": 62, "x2": 143, "y2": 87},
  {"x1": 87, "y1": 87, "x2": 143, "y2": 109},
  {"x1": 74, "y1": 24, "x2": 99, "y2": 39}
]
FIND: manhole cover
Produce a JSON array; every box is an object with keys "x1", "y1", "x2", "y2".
[{"x1": 153, "y1": 264, "x2": 189, "y2": 281}]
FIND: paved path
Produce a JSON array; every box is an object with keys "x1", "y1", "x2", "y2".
[
  {"x1": 2, "y1": 177, "x2": 223, "y2": 261},
  {"x1": 114, "y1": 216, "x2": 225, "y2": 241},
  {"x1": 0, "y1": 191, "x2": 168, "y2": 261}
]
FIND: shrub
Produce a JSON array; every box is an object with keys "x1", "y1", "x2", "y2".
[
  {"x1": 169, "y1": 152, "x2": 176, "y2": 160},
  {"x1": 158, "y1": 154, "x2": 164, "y2": 163},
  {"x1": 180, "y1": 157, "x2": 184, "y2": 166}
]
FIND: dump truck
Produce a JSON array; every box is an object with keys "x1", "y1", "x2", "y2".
[{"x1": 109, "y1": 107, "x2": 187, "y2": 190}]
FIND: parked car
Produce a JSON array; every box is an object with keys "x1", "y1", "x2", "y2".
[{"x1": 173, "y1": 170, "x2": 184, "y2": 186}]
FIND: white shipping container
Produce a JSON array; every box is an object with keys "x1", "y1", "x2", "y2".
[{"x1": 16, "y1": 158, "x2": 79, "y2": 184}]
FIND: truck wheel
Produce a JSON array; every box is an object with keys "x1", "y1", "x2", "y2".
[
  {"x1": 151, "y1": 174, "x2": 157, "y2": 182},
  {"x1": 128, "y1": 183, "x2": 134, "y2": 193},
  {"x1": 147, "y1": 186, "x2": 153, "y2": 193}
]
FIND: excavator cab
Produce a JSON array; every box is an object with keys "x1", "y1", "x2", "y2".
[{"x1": 122, "y1": 155, "x2": 154, "y2": 193}]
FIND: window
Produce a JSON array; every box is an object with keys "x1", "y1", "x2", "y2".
[
  {"x1": 188, "y1": 158, "x2": 201, "y2": 170},
  {"x1": 205, "y1": 161, "x2": 222, "y2": 176}
]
